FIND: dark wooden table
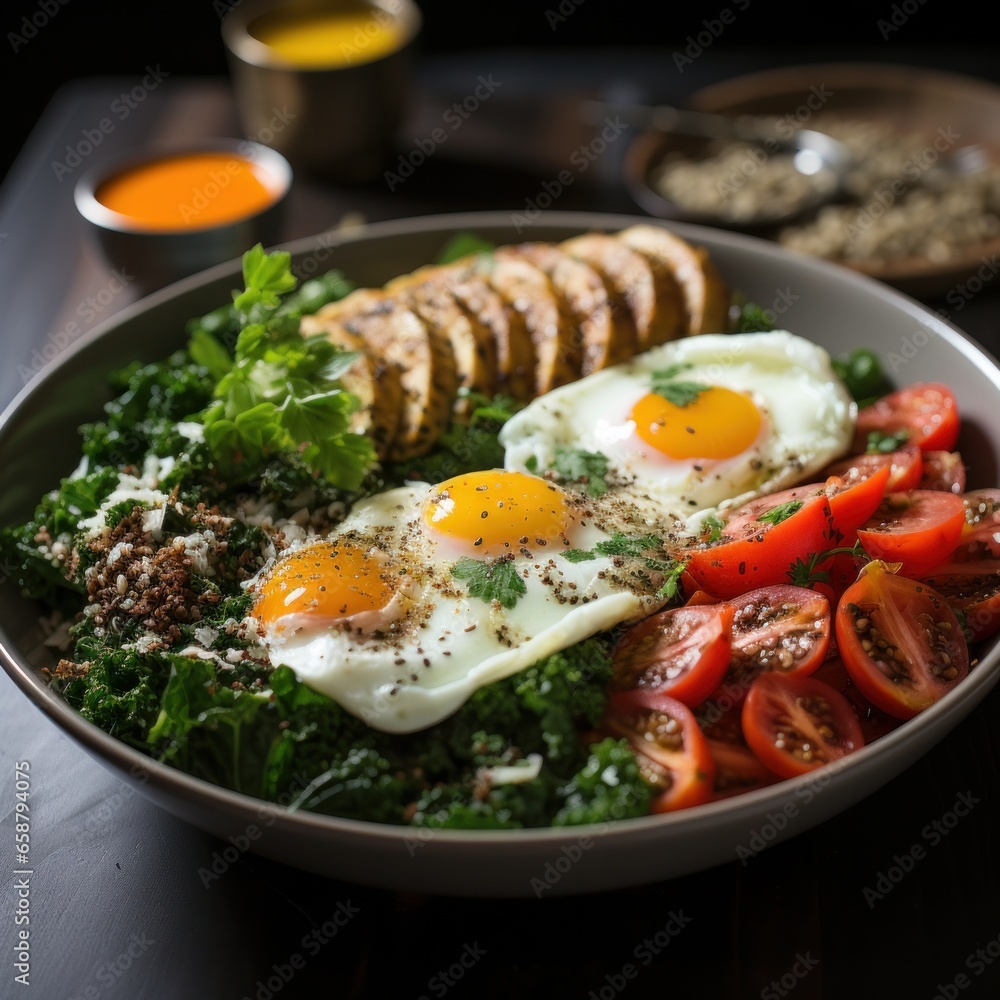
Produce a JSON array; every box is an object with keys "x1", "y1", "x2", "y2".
[{"x1": 3, "y1": 45, "x2": 1000, "y2": 1000}]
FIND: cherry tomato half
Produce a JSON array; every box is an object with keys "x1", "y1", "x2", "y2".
[
  {"x1": 686, "y1": 490, "x2": 837, "y2": 600},
  {"x1": 856, "y1": 490, "x2": 966, "y2": 574},
  {"x1": 823, "y1": 464, "x2": 891, "y2": 534},
  {"x1": 854, "y1": 382, "x2": 960, "y2": 453},
  {"x1": 706, "y1": 739, "x2": 781, "y2": 799},
  {"x1": 611, "y1": 602, "x2": 735, "y2": 708},
  {"x1": 835, "y1": 561, "x2": 969, "y2": 720},
  {"x1": 920, "y1": 451, "x2": 967, "y2": 495},
  {"x1": 959, "y1": 489, "x2": 1000, "y2": 557},
  {"x1": 916, "y1": 559, "x2": 1000, "y2": 643},
  {"x1": 741, "y1": 671, "x2": 864, "y2": 779},
  {"x1": 602, "y1": 689, "x2": 716, "y2": 812},
  {"x1": 726, "y1": 584, "x2": 831, "y2": 688},
  {"x1": 822, "y1": 444, "x2": 924, "y2": 493}
]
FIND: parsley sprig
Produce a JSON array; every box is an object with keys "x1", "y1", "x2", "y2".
[
  {"x1": 189, "y1": 245, "x2": 376, "y2": 490},
  {"x1": 651, "y1": 363, "x2": 708, "y2": 408},
  {"x1": 564, "y1": 532, "x2": 684, "y2": 600},
  {"x1": 757, "y1": 499, "x2": 804, "y2": 526},
  {"x1": 452, "y1": 556, "x2": 527, "y2": 609},
  {"x1": 527, "y1": 447, "x2": 611, "y2": 497}
]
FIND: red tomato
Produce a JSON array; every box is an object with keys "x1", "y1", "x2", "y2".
[
  {"x1": 823, "y1": 464, "x2": 891, "y2": 533},
  {"x1": 810, "y1": 657, "x2": 901, "y2": 744},
  {"x1": 854, "y1": 382, "x2": 960, "y2": 453},
  {"x1": 856, "y1": 490, "x2": 966, "y2": 573},
  {"x1": 822, "y1": 444, "x2": 924, "y2": 492},
  {"x1": 706, "y1": 740, "x2": 781, "y2": 799},
  {"x1": 684, "y1": 589, "x2": 724, "y2": 607},
  {"x1": 835, "y1": 561, "x2": 969, "y2": 719},
  {"x1": 700, "y1": 703, "x2": 780, "y2": 798},
  {"x1": 959, "y1": 489, "x2": 1000, "y2": 557},
  {"x1": 610, "y1": 602, "x2": 734, "y2": 708},
  {"x1": 920, "y1": 451, "x2": 967, "y2": 495},
  {"x1": 915, "y1": 560, "x2": 1000, "y2": 642},
  {"x1": 741, "y1": 671, "x2": 865, "y2": 779},
  {"x1": 726, "y1": 584, "x2": 831, "y2": 688},
  {"x1": 686, "y1": 490, "x2": 838, "y2": 600},
  {"x1": 602, "y1": 690, "x2": 715, "y2": 811}
]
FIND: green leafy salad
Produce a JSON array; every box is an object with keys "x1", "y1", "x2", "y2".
[{"x1": 2, "y1": 242, "x2": 712, "y2": 829}]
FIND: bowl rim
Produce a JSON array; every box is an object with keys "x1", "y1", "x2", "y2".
[
  {"x1": 73, "y1": 138, "x2": 293, "y2": 237},
  {"x1": 4, "y1": 209, "x2": 1000, "y2": 863},
  {"x1": 220, "y1": 0, "x2": 422, "y2": 73}
]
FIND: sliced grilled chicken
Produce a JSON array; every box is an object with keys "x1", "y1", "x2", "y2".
[
  {"x1": 307, "y1": 288, "x2": 459, "y2": 460},
  {"x1": 490, "y1": 247, "x2": 581, "y2": 396},
  {"x1": 426, "y1": 257, "x2": 537, "y2": 403},
  {"x1": 507, "y1": 242, "x2": 618, "y2": 378},
  {"x1": 561, "y1": 232, "x2": 686, "y2": 357},
  {"x1": 618, "y1": 223, "x2": 730, "y2": 334},
  {"x1": 385, "y1": 268, "x2": 498, "y2": 403}
]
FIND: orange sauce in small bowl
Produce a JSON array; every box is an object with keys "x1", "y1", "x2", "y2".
[{"x1": 94, "y1": 151, "x2": 282, "y2": 231}]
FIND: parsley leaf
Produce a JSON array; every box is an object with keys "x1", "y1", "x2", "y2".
[
  {"x1": 702, "y1": 512, "x2": 725, "y2": 543},
  {"x1": 651, "y1": 365, "x2": 708, "y2": 407},
  {"x1": 736, "y1": 303, "x2": 776, "y2": 333},
  {"x1": 757, "y1": 500, "x2": 804, "y2": 526},
  {"x1": 561, "y1": 533, "x2": 684, "y2": 599},
  {"x1": 547, "y1": 448, "x2": 610, "y2": 497},
  {"x1": 866, "y1": 429, "x2": 909, "y2": 454},
  {"x1": 452, "y1": 557, "x2": 527, "y2": 609},
  {"x1": 193, "y1": 245, "x2": 376, "y2": 491}
]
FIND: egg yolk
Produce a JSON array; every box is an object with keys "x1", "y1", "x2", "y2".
[
  {"x1": 422, "y1": 470, "x2": 571, "y2": 555},
  {"x1": 254, "y1": 540, "x2": 395, "y2": 625},
  {"x1": 630, "y1": 387, "x2": 761, "y2": 460}
]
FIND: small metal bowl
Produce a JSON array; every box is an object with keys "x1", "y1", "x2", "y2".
[
  {"x1": 74, "y1": 138, "x2": 292, "y2": 292},
  {"x1": 623, "y1": 128, "x2": 850, "y2": 231},
  {"x1": 221, "y1": 0, "x2": 422, "y2": 182}
]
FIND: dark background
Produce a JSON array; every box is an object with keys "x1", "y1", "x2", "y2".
[{"x1": 4, "y1": 0, "x2": 1000, "y2": 183}]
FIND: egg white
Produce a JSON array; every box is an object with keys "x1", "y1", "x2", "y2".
[{"x1": 500, "y1": 330, "x2": 856, "y2": 521}]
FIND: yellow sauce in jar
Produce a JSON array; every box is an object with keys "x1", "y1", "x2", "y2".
[
  {"x1": 251, "y1": 5, "x2": 406, "y2": 67},
  {"x1": 95, "y1": 152, "x2": 280, "y2": 231}
]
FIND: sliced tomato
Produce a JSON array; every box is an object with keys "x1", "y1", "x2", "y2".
[
  {"x1": 700, "y1": 703, "x2": 780, "y2": 798},
  {"x1": 706, "y1": 740, "x2": 781, "y2": 799},
  {"x1": 854, "y1": 382, "x2": 960, "y2": 453},
  {"x1": 726, "y1": 584, "x2": 831, "y2": 686},
  {"x1": 823, "y1": 464, "x2": 891, "y2": 533},
  {"x1": 810, "y1": 657, "x2": 900, "y2": 743},
  {"x1": 856, "y1": 490, "x2": 966, "y2": 573},
  {"x1": 602, "y1": 689, "x2": 715, "y2": 811},
  {"x1": 920, "y1": 451, "x2": 967, "y2": 495},
  {"x1": 686, "y1": 489, "x2": 838, "y2": 600},
  {"x1": 610, "y1": 602, "x2": 734, "y2": 707},
  {"x1": 835, "y1": 560, "x2": 969, "y2": 719},
  {"x1": 915, "y1": 559, "x2": 1000, "y2": 642},
  {"x1": 959, "y1": 489, "x2": 1000, "y2": 557},
  {"x1": 822, "y1": 444, "x2": 924, "y2": 492},
  {"x1": 684, "y1": 589, "x2": 724, "y2": 608},
  {"x1": 741, "y1": 671, "x2": 865, "y2": 779}
]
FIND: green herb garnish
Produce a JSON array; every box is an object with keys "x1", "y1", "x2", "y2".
[
  {"x1": 194, "y1": 245, "x2": 376, "y2": 490},
  {"x1": 563, "y1": 532, "x2": 684, "y2": 600},
  {"x1": 452, "y1": 556, "x2": 527, "y2": 609},
  {"x1": 866, "y1": 429, "x2": 909, "y2": 454},
  {"x1": 547, "y1": 448, "x2": 611, "y2": 497},
  {"x1": 651, "y1": 364, "x2": 707, "y2": 408},
  {"x1": 757, "y1": 500, "x2": 804, "y2": 526}
]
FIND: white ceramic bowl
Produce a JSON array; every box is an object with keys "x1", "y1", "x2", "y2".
[{"x1": 2, "y1": 211, "x2": 999, "y2": 897}]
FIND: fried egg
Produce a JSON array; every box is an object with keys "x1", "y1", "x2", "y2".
[
  {"x1": 499, "y1": 330, "x2": 855, "y2": 521},
  {"x1": 251, "y1": 470, "x2": 669, "y2": 733}
]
